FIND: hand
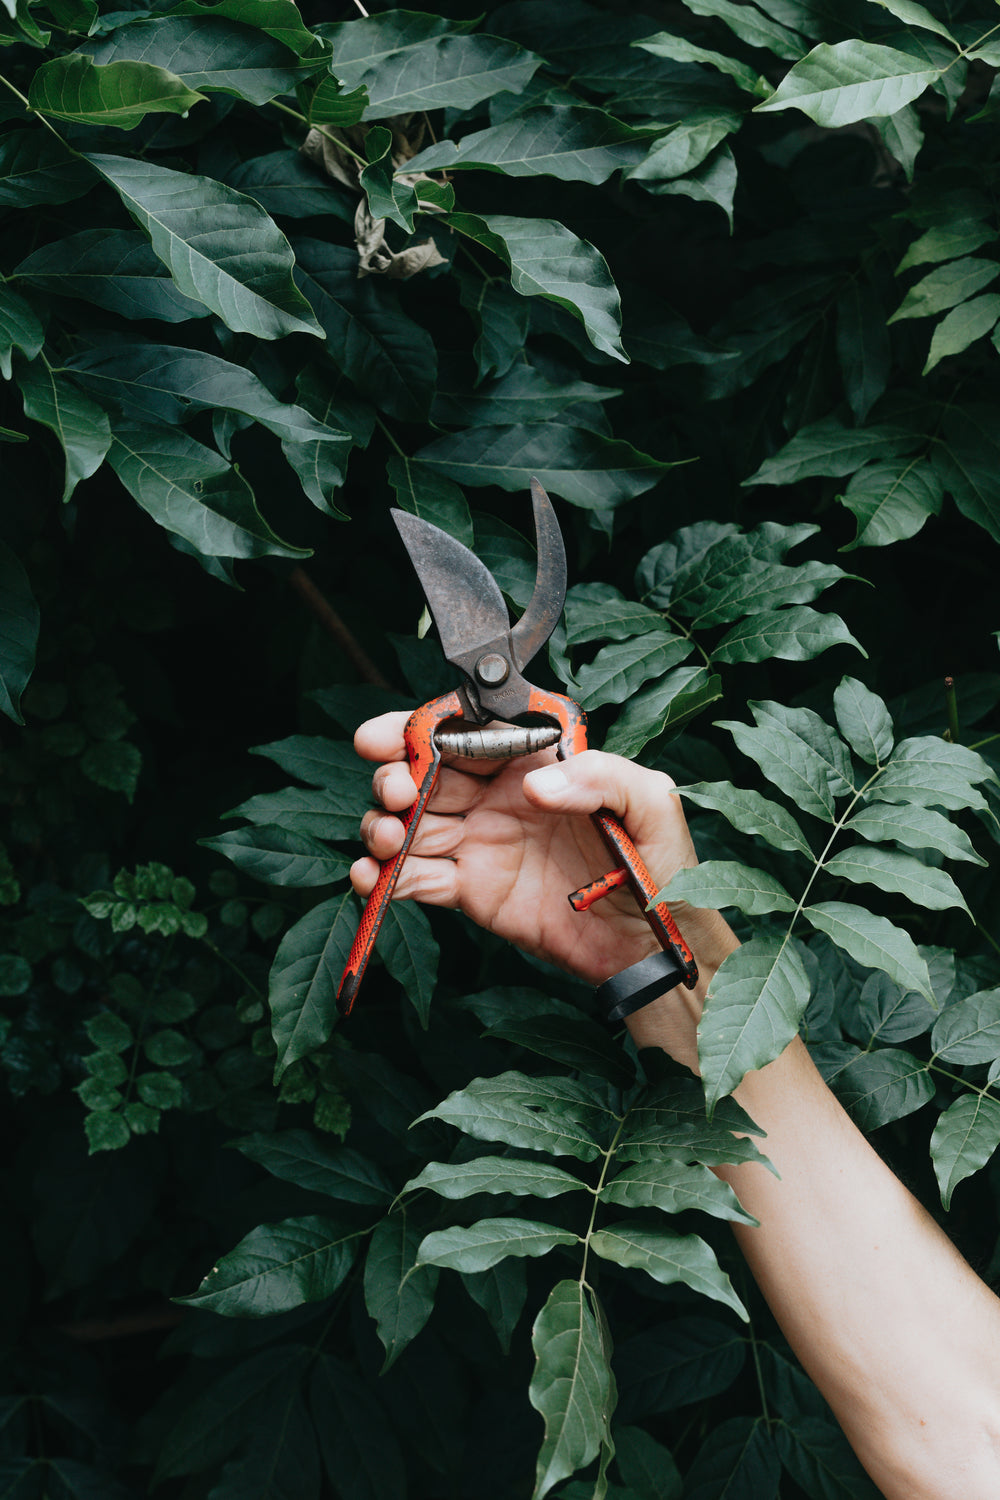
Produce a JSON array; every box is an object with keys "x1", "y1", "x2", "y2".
[{"x1": 350, "y1": 711, "x2": 731, "y2": 989}]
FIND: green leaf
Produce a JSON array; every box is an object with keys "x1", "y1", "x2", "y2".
[
  {"x1": 713, "y1": 605, "x2": 865, "y2": 665},
  {"x1": 833, "y1": 677, "x2": 894, "y2": 766},
  {"x1": 574, "y1": 631, "x2": 691, "y2": 709},
  {"x1": 718, "y1": 707, "x2": 848, "y2": 822},
  {"x1": 924, "y1": 293, "x2": 1000, "y2": 373},
  {"x1": 818, "y1": 1045, "x2": 934, "y2": 1130},
  {"x1": 416, "y1": 1217, "x2": 577, "y2": 1273},
  {"x1": 845, "y1": 801, "x2": 986, "y2": 866},
  {"x1": 316, "y1": 17, "x2": 540, "y2": 118},
  {"x1": 603, "y1": 667, "x2": 721, "y2": 759},
  {"x1": 870, "y1": 734, "x2": 995, "y2": 813},
  {"x1": 680, "y1": 781, "x2": 813, "y2": 857},
  {"x1": 870, "y1": 0, "x2": 956, "y2": 42},
  {"x1": 415, "y1": 1072, "x2": 605, "y2": 1161},
  {"x1": 310, "y1": 1354, "x2": 405, "y2": 1500},
  {"x1": 600, "y1": 1156, "x2": 756, "y2": 1225},
  {"x1": 0, "y1": 128, "x2": 93, "y2": 207},
  {"x1": 358, "y1": 125, "x2": 417, "y2": 233},
  {"x1": 683, "y1": 0, "x2": 805, "y2": 59},
  {"x1": 684, "y1": 1416, "x2": 780, "y2": 1500},
  {"x1": 69, "y1": 343, "x2": 342, "y2": 445},
  {"x1": 698, "y1": 936, "x2": 812, "y2": 1110},
  {"x1": 386, "y1": 454, "x2": 473, "y2": 548},
  {"x1": 632, "y1": 109, "x2": 741, "y2": 185},
  {"x1": 875, "y1": 102, "x2": 924, "y2": 182},
  {"x1": 86, "y1": 14, "x2": 317, "y2": 106},
  {"x1": 108, "y1": 423, "x2": 307, "y2": 560},
  {"x1": 296, "y1": 71, "x2": 368, "y2": 126},
  {"x1": 229, "y1": 786, "x2": 359, "y2": 841},
  {"x1": 170, "y1": 0, "x2": 324, "y2": 57},
  {"x1": 267, "y1": 892, "x2": 357, "y2": 1075},
  {"x1": 18, "y1": 361, "x2": 110, "y2": 503},
  {"x1": 529, "y1": 1279, "x2": 615, "y2": 1499},
  {"x1": 29, "y1": 55, "x2": 205, "y2": 128},
  {"x1": 614, "y1": 1425, "x2": 682, "y2": 1500},
  {"x1": 890, "y1": 258, "x2": 999, "y2": 324},
  {"x1": 823, "y1": 845, "x2": 970, "y2": 916},
  {"x1": 364, "y1": 1211, "x2": 438, "y2": 1371},
  {"x1": 661, "y1": 862, "x2": 796, "y2": 917},
  {"x1": 589, "y1": 1221, "x2": 747, "y2": 1319},
  {"x1": 251, "y1": 734, "x2": 370, "y2": 793},
  {"x1": 930, "y1": 1093, "x2": 1000, "y2": 1209},
  {"x1": 803, "y1": 902, "x2": 934, "y2": 1002},
  {"x1": 84, "y1": 1112, "x2": 130, "y2": 1153},
  {"x1": 376, "y1": 900, "x2": 439, "y2": 1027},
  {"x1": 293, "y1": 238, "x2": 437, "y2": 421},
  {"x1": 226, "y1": 148, "x2": 354, "y2": 220},
  {"x1": 857, "y1": 968, "x2": 938, "y2": 1047},
  {"x1": 461, "y1": 1259, "x2": 527, "y2": 1354},
  {"x1": 615, "y1": 1316, "x2": 747, "y2": 1420},
  {"x1": 0, "y1": 541, "x2": 39, "y2": 725},
  {"x1": 85, "y1": 155, "x2": 324, "y2": 340},
  {"x1": 836, "y1": 281, "x2": 890, "y2": 422},
  {"x1": 483, "y1": 1013, "x2": 635, "y2": 1089},
  {"x1": 15, "y1": 228, "x2": 208, "y2": 323},
  {"x1": 157, "y1": 1346, "x2": 308, "y2": 1480},
  {"x1": 409, "y1": 105, "x2": 648, "y2": 184},
  {"x1": 434, "y1": 361, "x2": 616, "y2": 431},
  {"x1": 933, "y1": 404, "x2": 1000, "y2": 546},
  {"x1": 416, "y1": 422, "x2": 673, "y2": 510},
  {"x1": 177, "y1": 1214, "x2": 357, "y2": 1316},
  {"x1": 0, "y1": 285, "x2": 42, "y2": 379},
  {"x1": 837, "y1": 457, "x2": 943, "y2": 550},
  {"x1": 754, "y1": 41, "x2": 941, "y2": 127},
  {"x1": 897, "y1": 220, "x2": 997, "y2": 272},
  {"x1": 235, "y1": 1131, "x2": 393, "y2": 1205},
  {"x1": 563, "y1": 583, "x2": 665, "y2": 647},
  {"x1": 931, "y1": 988, "x2": 1000, "y2": 1064},
  {"x1": 401, "y1": 1156, "x2": 586, "y2": 1201},
  {"x1": 743, "y1": 417, "x2": 920, "y2": 488},
  {"x1": 445, "y1": 211, "x2": 627, "y2": 362},
  {"x1": 635, "y1": 32, "x2": 762, "y2": 94},
  {"x1": 201, "y1": 826, "x2": 349, "y2": 887}
]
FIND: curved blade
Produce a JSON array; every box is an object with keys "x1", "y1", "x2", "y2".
[
  {"x1": 510, "y1": 478, "x2": 566, "y2": 672},
  {"x1": 392, "y1": 510, "x2": 510, "y2": 665}
]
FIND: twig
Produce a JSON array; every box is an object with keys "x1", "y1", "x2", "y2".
[
  {"x1": 59, "y1": 1306, "x2": 184, "y2": 1341},
  {"x1": 352, "y1": 0, "x2": 369, "y2": 14},
  {"x1": 944, "y1": 675, "x2": 960, "y2": 743},
  {"x1": 288, "y1": 566, "x2": 394, "y2": 689}
]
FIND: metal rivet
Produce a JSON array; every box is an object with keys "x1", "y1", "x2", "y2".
[{"x1": 476, "y1": 653, "x2": 509, "y2": 685}]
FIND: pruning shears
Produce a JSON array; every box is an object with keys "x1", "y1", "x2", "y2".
[{"x1": 336, "y1": 479, "x2": 698, "y2": 1016}]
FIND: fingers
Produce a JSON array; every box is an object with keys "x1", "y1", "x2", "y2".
[
  {"x1": 523, "y1": 751, "x2": 687, "y2": 852},
  {"x1": 350, "y1": 853, "x2": 461, "y2": 908},
  {"x1": 361, "y1": 809, "x2": 464, "y2": 862},
  {"x1": 354, "y1": 711, "x2": 410, "y2": 764}
]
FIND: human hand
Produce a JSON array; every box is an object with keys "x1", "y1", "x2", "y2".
[{"x1": 350, "y1": 711, "x2": 732, "y2": 991}]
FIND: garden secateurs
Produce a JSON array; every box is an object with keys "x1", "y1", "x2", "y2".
[{"x1": 336, "y1": 479, "x2": 698, "y2": 1016}]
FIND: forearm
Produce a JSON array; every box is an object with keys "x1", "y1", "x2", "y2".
[{"x1": 626, "y1": 934, "x2": 1000, "y2": 1500}]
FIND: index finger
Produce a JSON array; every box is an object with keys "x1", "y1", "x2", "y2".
[{"x1": 354, "y1": 710, "x2": 411, "y2": 764}]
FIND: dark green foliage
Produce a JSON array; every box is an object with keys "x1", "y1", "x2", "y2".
[{"x1": 2, "y1": 0, "x2": 1000, "y2": 1494}]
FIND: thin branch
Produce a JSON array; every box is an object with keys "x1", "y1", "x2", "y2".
[{"x1": 288, "y1": 566, "x2": 395, "y2": 689}]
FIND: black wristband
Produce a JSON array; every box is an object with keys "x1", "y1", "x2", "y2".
[{"x1": 597, "y1": 950, "x2": 689, "y2": 1026}]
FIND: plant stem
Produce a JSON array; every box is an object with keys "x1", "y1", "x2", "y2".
[
  {"x1": 944, "y1": 676, "x2": 960, "y2": 743},
  {"x1": 578, "y1": 1115, "x2": 626, "y2": 1287},
  {"x1": 287, "y1": 565, "x2": 395, "y2": 689},
  {"x1": 269, "y1": 98, "x2": 368, "y2": 166}
]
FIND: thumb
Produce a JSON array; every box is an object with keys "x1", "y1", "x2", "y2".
[{"x1": 523, "y1": 750, "x2": 680, "y2": 848}]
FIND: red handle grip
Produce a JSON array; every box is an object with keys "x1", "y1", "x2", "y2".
[{"x1": 337, "y1": 690, "x2": 463, "y2": 1017}]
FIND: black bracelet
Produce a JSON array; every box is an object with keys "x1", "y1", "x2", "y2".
[{"x1": 597, "y1": 950, "x2": 690, "y2": 1026}]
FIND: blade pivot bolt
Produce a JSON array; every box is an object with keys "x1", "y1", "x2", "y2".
[{"x1": 476, "y1": 653, "x2": 509, "y2": 685}]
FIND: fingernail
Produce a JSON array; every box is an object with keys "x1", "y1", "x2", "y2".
[{"x1": 528, "y1": 765, "x2": 569, "y2": 798}]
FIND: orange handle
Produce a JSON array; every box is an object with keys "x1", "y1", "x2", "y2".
[{"x1": 337, "y1": 690, "x2": 462, "y2": 1017}]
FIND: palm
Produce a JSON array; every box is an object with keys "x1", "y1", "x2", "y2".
[{"x1": 428, "y1": 755, "x2": 674, "y2": 984}]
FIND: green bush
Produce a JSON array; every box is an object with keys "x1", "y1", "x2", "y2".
[{"x1": 2, "y1": 0, "x2": 999, "y2": 1494}]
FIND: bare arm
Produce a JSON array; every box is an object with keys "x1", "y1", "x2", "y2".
[{"x1": 353, "y1": 716, "x2": 1000, "y2": 1498}]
